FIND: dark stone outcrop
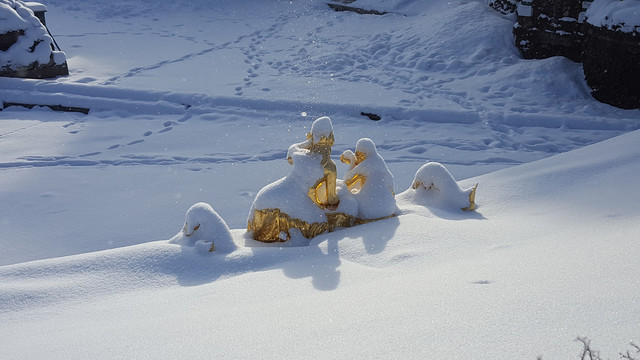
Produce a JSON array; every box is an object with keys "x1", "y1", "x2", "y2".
[
  {"x1": 509, "y1": 0, "x2": 639, "y2": 109},
  {"x1": 513, "y1": 0, "x2": 585, "y2": 62},
  {"x1": 583, "y1": 24, "x2": 640, "y2": 109}
]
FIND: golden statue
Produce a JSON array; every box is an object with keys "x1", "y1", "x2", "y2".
[
  {"x1": 340, "y1": 138, "x2": 399, "y2": 221},
  {"x1": 287, "y1": 117, "x2": 340, "y2": 210},
  {"x1": 247, "y1": 119, "x2": 400, "y2": 243},
  {"x1": 248, "y1": 116, "x2": 357, "y2": 242}
]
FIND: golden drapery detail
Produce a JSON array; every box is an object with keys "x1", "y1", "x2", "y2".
[
  {"x1": 309, "y1": 178, "x2": 328, "y2": 207},
  {"x1": 305, "y1": 133, "x2": 339, "y2": 209},
  {"x1": 344, "y1": 173, "x2": 366, "y2": 193},
  {"x1": 248, "y1": 208, "x2": 394, "y2": 243},
  {"x1": 355, "y1": 150, "x2": 366, "y2": 165},
  {"x1": 413, "y1": 181, "x2": 478, "y2": 211}
]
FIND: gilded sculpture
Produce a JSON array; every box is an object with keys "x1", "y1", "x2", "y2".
[{"x1": 246, "y1": 116, "x2": 477, "y2": 243}]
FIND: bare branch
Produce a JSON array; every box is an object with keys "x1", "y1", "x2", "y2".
[
  {"x1": 576, "y1": 337, "x2": 603, "y2": 360},
  {"x1": 620, "y1": 342, "x2": 640, "y2": 360}
]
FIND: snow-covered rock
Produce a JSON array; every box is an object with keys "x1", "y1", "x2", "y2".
[
  {"x1": 0, "y1": 0, "x2": 68, "y2": 78},
  {"x1": 169, "y1": 202, "x2": 235, "y2": 253}
]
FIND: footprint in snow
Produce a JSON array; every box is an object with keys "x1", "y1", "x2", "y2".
[
  {"x1": 79, "y1": 152, "x2": 101, "y2": 157},
  {"x1": 471, "y1": 280, "x2": 493, "y2": 285}
]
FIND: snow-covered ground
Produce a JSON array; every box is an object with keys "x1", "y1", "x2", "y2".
[{"x1": 1, "y1": 0, "x2": 639, "y2": 358}]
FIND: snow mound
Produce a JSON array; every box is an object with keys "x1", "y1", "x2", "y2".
[
  {"x1": 397, "y1": 162, "x2": 477, "y2": 212},
  {"x1": 169, "y1": 202, "x2": 236, "y2": 253},
  {"x1": 586, "y1": 0, "x2": 640, "y2": 33}
]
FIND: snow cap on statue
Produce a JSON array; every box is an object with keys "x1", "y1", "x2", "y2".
[
  {"x1": 310, "y1": 116, "x2": 333, "y2": 141},
  {"x1": 355, "y1": 138, "x2": 377, "y2": 156}
]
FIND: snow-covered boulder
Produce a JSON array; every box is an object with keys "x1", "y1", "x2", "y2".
[
  {"x1": 170, "y1": 202, "x2": 235, "y2": 253},
  {"x1": 0, "y1": 0, "x2": 68, "y2": 78},
  {"x1": 341, "y1": 138, "x2": 399, "y2": 220},
  {"x1": 398, "y1": 162, "x2": 477, "y2": 212}
]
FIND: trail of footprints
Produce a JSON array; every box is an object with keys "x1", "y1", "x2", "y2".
[
  {"x1": 233, "y1": 21, "x2": 286, "y2": 96},
  {"x1": 98, "y1": 15, "x2": 287, "y2": 96},
  {"x1": 56, "y1": 113, "x2": 286, "y2": 168},
  {"x1": 69, "y1": 114, "x2": 192, "y2": 159}
]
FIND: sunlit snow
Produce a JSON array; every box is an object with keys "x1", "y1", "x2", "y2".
[{"x1": 1, "y1": 0, "x2": 639, "y2": 359}]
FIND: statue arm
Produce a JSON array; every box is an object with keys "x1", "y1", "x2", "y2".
[
  {"x1": 340, "y1": 150, "x2": 356, "y2": 170},
  {"x1": 287, "y1": 138, "x2": 313, "y2": 164}
]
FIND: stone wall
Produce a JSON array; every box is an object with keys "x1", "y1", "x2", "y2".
[
  {"x1": 513, "y1": 0, "x2": 586, "y2": 62},
  {"x1": 583, "y1": 24, "x2": 640, "y2": 109},
  {"x1": 511, "y1": 0, "x2": 639, "y2": 109}
]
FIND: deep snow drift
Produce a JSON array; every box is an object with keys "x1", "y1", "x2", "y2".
[
  {"x1": 1, "y1": 0, "x2": 639, "y2": 359},
  {"x1": 1, "y1": 126, "x2": 639, "y2": 359}
]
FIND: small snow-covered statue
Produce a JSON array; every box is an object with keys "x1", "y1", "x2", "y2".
[
  {"x1": 340, "y1": 138, "x2": 399, "y2": 221},
  {"x1": 287, "y1": 116, "x2": 340, "y2": 209},
  {"x1": 248, "y1": 116, "x2": 358, "y2": 242},
  {"x1": 401, "y1": 162, "x2": 477, "y2": 211},
  {"x1": 170, "y1": 202, "x2": 236, "y2": 253}
]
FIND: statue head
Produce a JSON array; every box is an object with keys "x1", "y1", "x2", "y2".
[
  {"x1": 308, "y1": 116, "x2": 335, "y2": 146},
  {"x1": 354, "y1": 137, "x2": 377, "y2": 165}
]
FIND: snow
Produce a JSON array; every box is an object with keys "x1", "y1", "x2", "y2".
[
  {"x1": 1, "y1": 0, "x2": 640, "y2": 358},
  {"x1": 23, "y1": 2, "x2": 47, "y2": 12},
  {"x1": 343, "y1": 137, "x2": 399, "y2": 219},
  {"x1": 309, "y1": 115, "x2": 334, "y2": 140},
  {"x1": 397, "y1": 161, "x2": 477, "y2": 212},
  {"x1": 169, "y1": 202, "x2": 236, "y2": 253},
  {"x1": 586, "y1": 0, "x2": 640, "y2": 33},
  {"x1": 0, "y1": 2, "x2": 30, "y2": 33}
]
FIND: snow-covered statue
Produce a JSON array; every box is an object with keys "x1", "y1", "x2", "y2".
[
  {"x1": 247, "y1": 117, "x2": 404, "y2": 243},
  {"x1": 247, "y1": 116, "x2": 358, "y2": 242},
  {"x1": 399, "y1": 162, "x2": 477, "y2": 211},
  {"x1": 287, "y1": 116, "x2": 340, "y2": 210},
  {"x1": 340, "y1": 138, "x2": 399, "y2": 222},
  {"x1": 170, "y1": 202, "x2": 236, "y2": 253}
]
